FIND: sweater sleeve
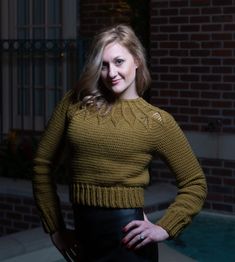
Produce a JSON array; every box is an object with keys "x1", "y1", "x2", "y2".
[
  {"x1": 32, "y1": 92, "x2": 71, "y2": 234},
  {"x1": 154, "y1": 111, "x2": 207, "y2": 238}
]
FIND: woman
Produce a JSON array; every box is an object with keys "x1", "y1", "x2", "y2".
[{"x1": 33, "y1": 24, "x2": 207, "y2": 261}]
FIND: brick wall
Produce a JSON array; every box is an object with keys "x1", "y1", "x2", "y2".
[
  {"x1": 151, "y1": 158, "x2": 235, "y2": 214},
  {"x1": 79, "y1": 0, "x2": 132, "y2": 37},
  {"x1": 0, "y1": 193, "x2": 74, "y2": 237},
  {"x1": 149, "y1": 0, "x2": 235, "y2": 215},
  {"x1": 149, "y1": 0, "x2": 235, "y2": 133}
]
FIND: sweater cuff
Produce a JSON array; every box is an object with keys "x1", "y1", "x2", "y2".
[{"x1": 156, "y1": 210, "x2": 191, "y2": 238}]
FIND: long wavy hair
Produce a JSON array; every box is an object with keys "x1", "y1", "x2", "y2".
[{"x1": 72, "y1": 24, "x2": 151, "y2": 110}]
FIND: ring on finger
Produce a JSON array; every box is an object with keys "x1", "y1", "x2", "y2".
[{"x1": 139, "y1": 234, "x2": 145, "y2": 240}]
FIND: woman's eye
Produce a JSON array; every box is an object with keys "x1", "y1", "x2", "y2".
[
  {"x1": 115, "y1": 59, "x2": 124, "y2": 66},
  {"x1": 101, "y1": 63, "x2": 108, "y2": 71}
]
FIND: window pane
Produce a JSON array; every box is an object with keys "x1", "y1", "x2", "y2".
[
  {"x1": 47, "y1": 58, "x2": 61, "y2": 85},
  {"x1": 33, "y1": 28, "x2": 45, "y2": 39},
  {"x1": 48, "y1": 89, "x2": 62, "y2": 116},
  {"x1": 48, "y1": 27, "x2": 61, "y2": 38},
  {"x1": 17, "y1": 87, "x2": 30, "y2": 115},
  {"x1": 17, "y1": 29, "x2": 30, "y2": 39},
  {"x1": 34, "y1": 89, "x2": 45, "y2": 116},
  {"x1": 48, "y1": 0, "x2": 61, "y2": 24},
  {"x1": 17, "y1": 59, "x2": 30, "y2": 85},
  {"x1": 34, "y1": 58, "x2": 44, "y2": 86},
  {"x1": 17, "y1": 0, "x2": 29, "y2": 26},
  {"x1": 33, "y1": 0, "x2": 45, "y2": 25}
]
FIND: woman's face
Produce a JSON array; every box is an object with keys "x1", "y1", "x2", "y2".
[{"x1": 100, "y1": 42, "x2": 138, "y2": 100}]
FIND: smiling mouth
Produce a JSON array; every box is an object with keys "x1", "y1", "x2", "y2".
[{"x1": 109, "y1": 78, "x2": 121, "y2": 85}]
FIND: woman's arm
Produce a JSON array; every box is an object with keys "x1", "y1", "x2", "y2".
[
  {"x1": 155, "y1": 111, "x2": 207, "y2": 238},
  {"x1": 32, "y1": 91, "x2": 71, "y2": 234}
]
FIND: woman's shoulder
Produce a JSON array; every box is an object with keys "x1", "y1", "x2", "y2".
[{"x1": 140, "y1": 98, "x2": 175, "y2": 126}]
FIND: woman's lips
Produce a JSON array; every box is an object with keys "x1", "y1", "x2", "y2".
[{"x1": 111, "y1": 79, "x2": 121, "y2": 85}]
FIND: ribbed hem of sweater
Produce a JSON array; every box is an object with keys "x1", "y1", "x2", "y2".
[{"x1": 69, "y1": 183, "x2": 145, "y2": 208}]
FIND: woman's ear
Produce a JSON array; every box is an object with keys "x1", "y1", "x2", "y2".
[{"x1": 135, "y1": 59, "x2": 140, "y2": 69}]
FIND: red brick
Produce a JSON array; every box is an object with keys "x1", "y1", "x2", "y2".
[
  {"x1": 6, "y1": 212, "x2": 22, "y2": 220},
  {"x1": 212, "y1": 15, "x2": 233, "y2": 23},
  {"x1": 212, "y1": 67, "x2": 232, "y2": 74},
  {"x1": 211, "y1": 84, "x2": 233, "y2": 90},
  {"x1": 223, "y1": 6, "x2": 235, "y2": 13},
  {"x1": 201, "y1": 7, "x2": 222, "y2": 14},
  {"x1": 223, "y1": 92, "x2": 235, "y2": 99},
  {"x1": 224, "y1": 195, "x2": 235, "y2": 203},
  {"x1": 224, "y1": 41, "x2": 235, "y2": 48},
  {"x1": 180, "y1": 107, "x2": 199, "y2": 114},
  {"x1": 206, "y1": 176, "x2": 222, "y2": 185},
  {"x1": 191, "y1": 0, "x2": 210, "y2": 6},
  {"x1": 180, "y1": 8, "x2": 200, "y2": 15},
  {"x1": 181, "y1": 58, "x2": 199, "y2": 65},
  {"x1": 201, "y1": 109, "x2": 220, "y2": 116},
  {"x1": 160, "y1": 74, "x2": 179, "y2": 81},
  {"x1": 207, "y1": 193, "x2": 224, "y2": 201},
  {"x1": 212, "y1": 203, "x2": 233, "y2": 212},
  {"x1": 201, "y1": 75, "x2": 221, "y2": 82},
  {"x1": 201, "y1": 41, "x2": 222, "y2": 49},
  {"x1": 181, "y1": 25, "x2": 200, "y2": 32},
  {"x1": 169, "y1": 34, "x2": 189, "y2": 41},
  {"x1": 181, "y1": 74, "x2": 199, "y2": 81},
  {"x1": 170, "y1": 1, "x2": 189, "y2": 7},
  {"x1": 212, "y1": 33, "x2": 232, "y2": 40},
  {"x1": 201, "y1": 24, "x2": 222, "y2": 31},
  {"x1": 201, "y1": 92, "x2": 220, "y2": 99},
  {"x1": 160, "y1": 9, "x2": 178, "y2": 16},
  {"x1": 24, "y1": 215, "x2": 41, "y2": 223},
  {"x1": 191, "y1": 100, "x2": 210, "y2": 107},
  {"x1": 160, "y1": 25, "x2": 178, "y2": 33},
  {"x1": 160, "y1": 58, "x2": 179, "y2": 64},
  {"x1": 181, "y1": 42, "x2": 200, "y2": 48},
  {"x1": 223, "y1": 110, "x2": 235, "y2": 116},
  {"x1": 212, "y1": 0, "x2": 233, "y2": 5},
  {"x1": 223, "y1": 75, "x2": 235, "y2": 82},
  {"x1": 191, "y1": 34, "x2": 210, "y2": 41},
  {"x1": 201, "y1": 58, "x2": 221, "y2": 65},
  {"x1": 171, "y1": 99, "x2": 189, "y2": 106},
  {"x1": 224, "y1": 178, "x2": 235, "y2": 186},
  {"x1": 170, "y1": 50, "x2": 188, "y2": 56},
  {"x1": 170, "y1": 66, "x2": 189, "y2": 73},
  {"x1": 190, "y1": 16, "x2": 210, "y2": 23},
  {"x1": 170, "y1": 16, "x2": 189, "y2": 24},
  {"x1": 224, "y1": 24, "x2": 235, "y2": 31},
  {"x1": 191, "y1": 66, "x2": 210, "y2": 73},
  {"x1": 160, "y1": 90, "x2": 179, "y2": 97},
  {"x1": 160, "y1": 42, "x2": 179, "y2": 49}
]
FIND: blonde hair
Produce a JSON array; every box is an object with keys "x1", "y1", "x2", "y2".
[{"x1": 73, "y1": 24, "x2": 151, "y2": 108}]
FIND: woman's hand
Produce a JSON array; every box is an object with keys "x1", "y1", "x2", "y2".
[
  {"x1": 122, "y1": 214, "x2": 169, "y2": 250},
  {"x1": 50, "y1": 229, "x2": 79, "y2": 261}
]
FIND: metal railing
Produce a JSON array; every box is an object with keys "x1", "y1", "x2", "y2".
[{"x1": 0, "y1": 39, "x2": 89, "y2": 141}]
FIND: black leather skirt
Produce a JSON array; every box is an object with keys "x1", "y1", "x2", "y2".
[{"x1": 73, "y1": 205, "x2": 158, "y2": 262}]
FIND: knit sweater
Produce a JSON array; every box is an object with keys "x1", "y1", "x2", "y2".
[{"x1": 32, "y1": 91, "x2": 207, "y2": 238}]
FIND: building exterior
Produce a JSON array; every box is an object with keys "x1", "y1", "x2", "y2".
[
  {"x1": 0, "y1": 0, "x2": 234, "y2": 236},
  {"x1": 0, "y1": 0, "x2": 82, "y2": 136}
]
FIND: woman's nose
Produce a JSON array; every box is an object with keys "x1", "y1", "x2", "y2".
[{"x1": 108, "y1": 65, "x2": 117, "y2": 78}]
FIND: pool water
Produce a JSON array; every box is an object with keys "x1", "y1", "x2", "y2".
[{"x1": 167, "y1": 212, "x2": 235, "y2": 262}]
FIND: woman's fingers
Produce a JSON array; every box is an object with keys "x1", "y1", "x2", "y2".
[{"x1": 122, "y1": 219, "x2": 169, "y2": 250}]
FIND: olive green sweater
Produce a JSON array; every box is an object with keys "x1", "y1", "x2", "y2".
[{"x1": 33, "y1": 92, "x2": 207, "y2": 238}]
